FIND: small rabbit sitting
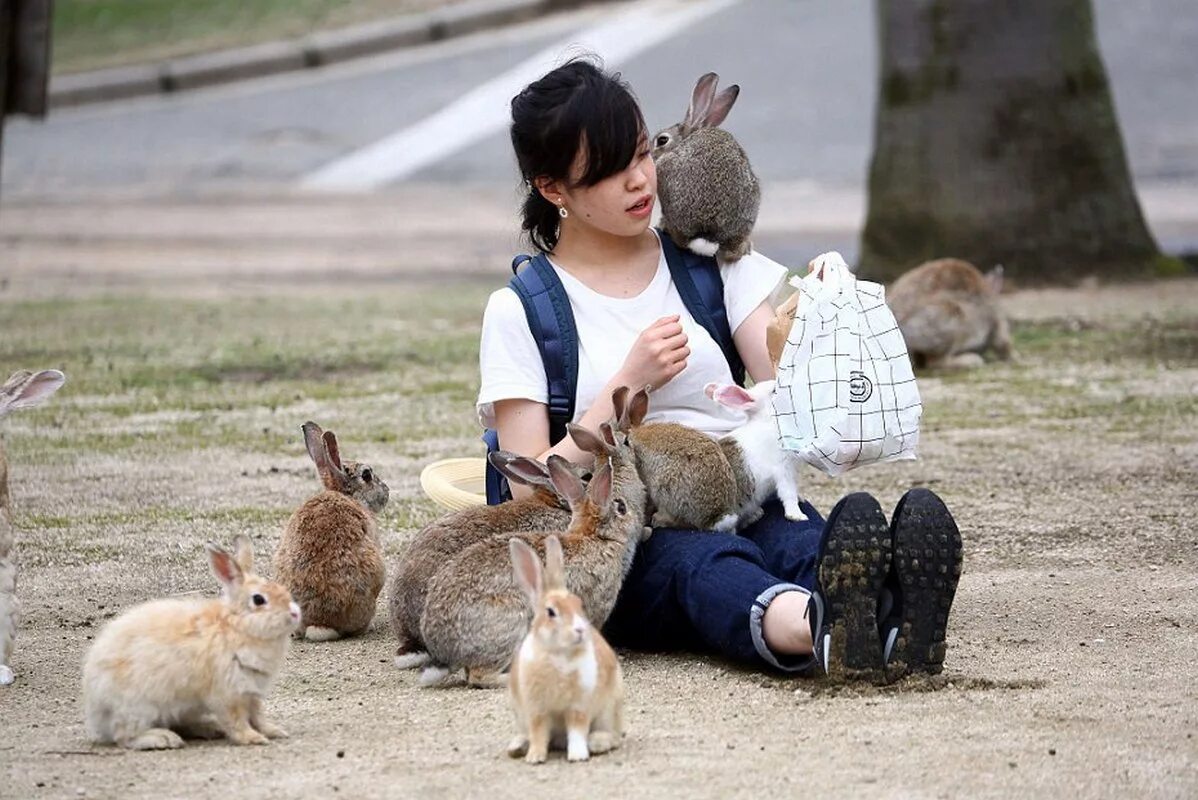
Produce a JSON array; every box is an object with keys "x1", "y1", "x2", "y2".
[
  {"x1": 507, "y1": 535, "x2": 625, "y2": 764},
  {"x1": 0, "y1": 369, "x2": 66, "y2": 687},
  {"x1": 273, "y1": 422, "x2": 389, "y2": 641},
  {"x1": 653, "y1": 72, "x2": 760, "y2": 262},
  {"x1": 887, "y1": 258, "x2": 1012, "y2": 369},
  {"x1": 83, "y1": 536, "x2": 301, "y2": 749},
  {"x1": 389, "y1": 451, "x2": 587, "y2": 669}
]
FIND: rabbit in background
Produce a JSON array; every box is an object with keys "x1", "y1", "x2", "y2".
[
  {"x1": 0, "y1": 369, "x2": 66, "y2": 687},
  {"x1": 653, "y1": 72, "x2": 761, "y2": 263},
  {"x1": 887, "y1": 258, "x2": 1013, "y2": 369},
  {"x1": 273, "y1": 421, "x2": 388, "y2": 641}
]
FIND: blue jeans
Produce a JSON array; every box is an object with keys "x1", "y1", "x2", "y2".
[{"x1": 603, "y1": 496, "x2": 826, "y2": 672}]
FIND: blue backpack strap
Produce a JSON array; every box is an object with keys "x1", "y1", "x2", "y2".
[
  {"x1": 482, "y1": 252, "x2": 579, "y2": 505},
  {"x1": 657, "y1": 230, "x2": 746, "y2": 386}
]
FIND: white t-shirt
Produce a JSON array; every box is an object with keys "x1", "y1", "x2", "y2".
[{"x1": 477, "y1": 238, "x2": 788, "y2": 437}]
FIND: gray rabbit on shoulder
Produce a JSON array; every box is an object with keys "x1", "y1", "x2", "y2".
[{"x1": 653, "y1": 72, "x2": 760, "y2": 263}]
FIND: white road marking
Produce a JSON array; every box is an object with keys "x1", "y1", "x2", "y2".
[{"x1": 301, "y1": 0, "x2": 742, "y2": 191}]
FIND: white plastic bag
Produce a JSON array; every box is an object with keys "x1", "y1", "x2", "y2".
[{"x1": 772, "y1": 252, "x2": 922, "y2": 476}]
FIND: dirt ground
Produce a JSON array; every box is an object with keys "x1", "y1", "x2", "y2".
[{"x1": 0, "y1": 196, "x2": 1196, "y2": 799}]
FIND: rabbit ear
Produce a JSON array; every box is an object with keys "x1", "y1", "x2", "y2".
[
  {"x1": 587, "y1": 462, "x2": 612, "y2": 508},
  {"x1": 610, "y1": 386, "x2": 630, "y2": 429},
  {"x1": 0, "y1": 369, "x2": 65, "y2": 417},
  {"x1": 232, "y1": 535, "x2": 254, "y2": 574},
  {"x1": 712, "y1": 384, "x2": 757, "y2": 410},
  {"x1": 702, "y1": 85, "x2": 740, "y2": 128},
  {"x1": 543, "y1": 535, "x2": 566, "y2": 591},
  {"x1": 509, "y1": 538, "x2": 543, "y2": 607},
  {"x1": 322, "y1": 431, "x2": 343, "y2": 470},
  {"x1": 547, "y1": 455, "x2": 588, "y2": 507},
  {"x1": 986, "y1": 264, "x2": 1004, "y2": 295},
  {"x1": 302, "y1": 422, "x2": 347, "y2": 492},
  {"x1": 493, "y1": 452, "x2": 553, "y2": 489},
  {"x1": 628, "y1": 387, "x2": 650, "y2": 427},
  {"x1": 206, "y1": 542, "x2": 245, "y2": 593},
  {"x1": 567, "y1": 423, "x2": 611, "y2": 458},
  {"x1": 684, "y1": 72, "x2": 719, "y2": 132}
]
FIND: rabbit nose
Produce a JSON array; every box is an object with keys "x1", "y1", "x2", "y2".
[{"x1": 289, "y1": 602, "x2": 302, "y2": 623}]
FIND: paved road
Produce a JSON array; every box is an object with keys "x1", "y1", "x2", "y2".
[{"x1": 2, "y1": 0, "x2": 1196, "y2": 258}]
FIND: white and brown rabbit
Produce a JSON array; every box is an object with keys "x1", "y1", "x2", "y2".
[
  {"x1": 83, "y1": 536, "x2": 301, "y2": 749},
  {"x1": 273, "y1": 421, "x2": 388, "y2": 641},
  {"x1": 418, "y1": 424, "x2": 647, "y2": 688},
  {"x1": 653, "y1": 71, "x2": 760, "y2": 262},
  {"x1": 0, "y1": 369, "x2": 66, "y2": 687},
  {"x1": 506, "y1": 535, "x2": 625, "y2": 764},
  {"x1": 389, "y1": 451, "x2": 587, "y2": 669},
  {"x1": 887, "y1": 258, "x2": 1012, "y2": 369}
]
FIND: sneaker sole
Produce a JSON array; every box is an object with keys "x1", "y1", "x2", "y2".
[
  {"x1": 816, "y1": 493, "x2": 891, "y2": 680},
  {"x1": 888, "y1": 489, "x2": 964, "y2": 676}
]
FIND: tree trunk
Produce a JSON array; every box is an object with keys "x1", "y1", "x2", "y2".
[{"x1": 860, "y1": 0, "x2": 1161, "y2": 284}]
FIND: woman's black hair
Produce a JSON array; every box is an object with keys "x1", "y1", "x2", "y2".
[{"x1": 510, "y1": 57, "x2": 646, "y2": 252}]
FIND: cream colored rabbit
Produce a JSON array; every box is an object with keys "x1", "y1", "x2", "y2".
[
  {"x1": 83, "y1": 536, "x2": 301, "y2": 749},
  {"x1": 506, "y1": 536, "x2": 625, "y2": 764}
]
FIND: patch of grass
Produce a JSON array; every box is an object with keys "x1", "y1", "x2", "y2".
[{"x1": 52, "y1": 0, "x2": 465, "y2": 74}]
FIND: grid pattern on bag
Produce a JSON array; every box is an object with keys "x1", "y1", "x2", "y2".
[{"x1": 773, "y1": 262, "x2": 922, "y2": 476}]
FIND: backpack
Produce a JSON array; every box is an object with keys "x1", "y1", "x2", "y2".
[{"x1": 482, "y1": 230, "x2": 745, "y2": 505}]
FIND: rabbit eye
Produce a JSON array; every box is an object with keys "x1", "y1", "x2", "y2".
[
  {"x1": 655, "y1": 134, "x2": 670, "y2": 148},
  {"x1": 251, "y1": 593, "x2": 267, "y2": 607},
  {"x1": 614, "y1": 499, "x2": 628, "y2": 516},
  {"x1": 361, "y1": 468, "x2": 373, "y2": 483},
  {"x1": 546, "y1": 607, "x2": 557, "y2": 619}
]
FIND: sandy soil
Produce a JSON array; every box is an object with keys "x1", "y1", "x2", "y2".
[{"x1": 0, "y1": 204, "x2": 1195, "y2": 799}]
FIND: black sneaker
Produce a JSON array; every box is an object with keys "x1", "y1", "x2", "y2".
[
  {"x1": 812, "y1": 493, "x2": 891, "y2": 680},
  {"x1": 882, "y1": 489, "x2": 964, "y2": 677}
]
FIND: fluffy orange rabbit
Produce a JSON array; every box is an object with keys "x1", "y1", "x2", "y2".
[{"x1": 82, "y1": 536, "x2": 301, "y2": 749}]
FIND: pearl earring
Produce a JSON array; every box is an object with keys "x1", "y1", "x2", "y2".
[{"x1": 558, "y1": 203, "x2": 569, "y2": 219}]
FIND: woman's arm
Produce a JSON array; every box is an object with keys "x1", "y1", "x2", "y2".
[{"x1": 733, "y1": 299, "x2": 779, "y2": 383}]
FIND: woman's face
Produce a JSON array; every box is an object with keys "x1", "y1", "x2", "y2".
[{"x1": 547, "y1": 135, "x2": 657, "y2": 240}]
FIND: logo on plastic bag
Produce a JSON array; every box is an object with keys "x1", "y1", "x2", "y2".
[{"x1": 849, "y1": 371, "x2": 873, "y2": 403}]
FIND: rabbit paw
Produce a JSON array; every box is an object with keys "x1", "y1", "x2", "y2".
[
  {"x1": 507, "y1": 735, "x2": 529, "y2": 758},
  {"x1": 125, "y1": 728, "x2": 186, "y2": 750},
  {"x1": 0, "y1": 665, "x2": 13, "y2": 685},
  {"x1": 255, "y1": 720, "x2": 289, "y2": 739},
  {"x1": 783, "y1": 507, "x2": 808, "y2": 522},
  {"x1": 587, "y1": 731, "x2": 617, "y2": 754},
  {"x1": 304, "y1": 626, "x2": 342, "y2": 642},
  {"x1": 228, "y1": 727, "x2": 270, "y2": 746}
]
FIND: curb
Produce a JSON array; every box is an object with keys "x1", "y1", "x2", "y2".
[{"x1": 49, "y1": 0, "x2": 604, "y2": 109}]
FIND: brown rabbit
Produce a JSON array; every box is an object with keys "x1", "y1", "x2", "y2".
[
  {"x1": 887, "y1": 258, "x2": 1012, "y2": 369},
  {"x1": 611, "y1": 385, "x2": 739, "y2": 530},
  {"x1": 1, "y1": 369, "x2": 66, "y2": 686},
  {"x1": 418, "y1": 423, "x2": 647, "y2": 688},
  {"x1": 389, "y1": 451, "x2": 587, "y2": 669},
  {"x1": 507, "y1": 536, "x2": 625, "y2": 764},
  {"x1": 273, "y1": 422, "x2": 388, "y2": 641}
]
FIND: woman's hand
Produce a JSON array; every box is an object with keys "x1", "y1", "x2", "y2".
[{"x1": 616, "y1": 314, "x2": 690, "y2": 392}]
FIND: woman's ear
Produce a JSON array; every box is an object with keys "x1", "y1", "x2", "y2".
[{"x1": 533, "y1": 176, "x2": 564, "y2": 206}]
